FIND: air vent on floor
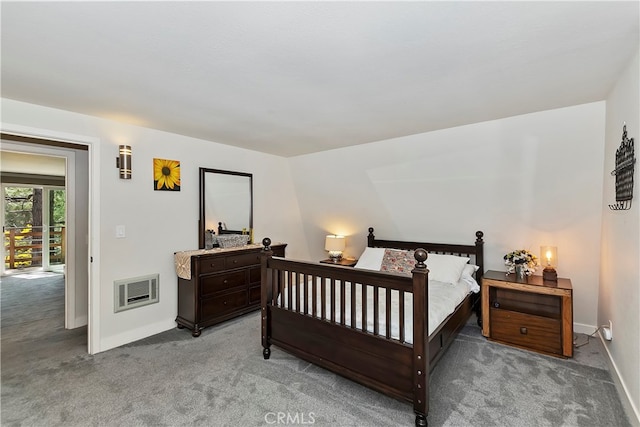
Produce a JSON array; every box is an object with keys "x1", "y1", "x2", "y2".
[{"x1": 114, "y1": 274, "x2": 159, "y2": 313}]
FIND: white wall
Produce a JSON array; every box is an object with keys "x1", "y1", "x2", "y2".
[
  {"x1": 289, "y1": 102, "x2": 606, "y2": 331},
  {"x1": 600, "y1": 50, "x2": 640, "y2": 423},
  {"x1": 1, "y1": 98, "x2": 307, "y2": 352}
]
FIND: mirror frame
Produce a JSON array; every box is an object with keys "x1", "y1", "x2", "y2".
[{"x1": 198, "y1": 167, "x2": 253, "y2": 249}]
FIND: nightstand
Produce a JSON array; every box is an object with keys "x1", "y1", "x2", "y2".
[
  {"x1": 481, "y1": 270, "x2": 573, "y2": 358},
  {"x1": 319, "y1": 258, "x2": 358, "y2": 267}
]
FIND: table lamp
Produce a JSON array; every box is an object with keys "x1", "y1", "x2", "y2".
[
  {"x1": 541, "y1": 246, "x2": 558, "y2": 281},
  {"x1": 325, "y1": 235, "x2": 345, "y2": 262}
]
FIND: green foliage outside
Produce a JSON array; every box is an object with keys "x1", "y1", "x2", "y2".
[
  {"x1": 4, "y1": 186, "x2": 66, "y2": 269},
  {"x1": 4, "y1": 186, "x2": 33, "y2": 227}
]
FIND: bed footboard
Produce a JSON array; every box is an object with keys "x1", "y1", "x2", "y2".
[{"x1": 260, "y1": 238, "x2": 431, "y2": 425}]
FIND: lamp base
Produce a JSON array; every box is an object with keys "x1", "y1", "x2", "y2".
[
  {"x1": 328, "y1": 251, "x2": 343, "y2": 263},
  {"x1": 543, "y1": 266, "x2": 557, "y2": 281}
]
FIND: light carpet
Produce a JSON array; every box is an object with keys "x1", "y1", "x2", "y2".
[{"x1": 1, "y1": 273, "x2": 631, "y2": 426}]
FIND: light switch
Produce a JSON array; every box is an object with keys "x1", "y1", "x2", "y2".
[{"x1": 115, "y1": 225, "x2": 126, "y2": 238}]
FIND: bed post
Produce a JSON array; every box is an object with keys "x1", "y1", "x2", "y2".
[
  {"x1": 367, "y1": 227, "x2": 375, "y2": 247},
  {"x1": 474, "y1": 231, "x2": 485, "y2": 326},
  {"x1": 261, "y1": 237, "x2": 273, "y2": 360},
  {"x1": 474, "y1": 231, "x2": 484, "y2": 279},
  {"x1": 412, "y1": 248, "x2": 429, "y2": 427}
]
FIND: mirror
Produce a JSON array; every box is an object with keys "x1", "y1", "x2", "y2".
[{"x1": 199, "y1": 168, "x2": 253, "y2": 249}]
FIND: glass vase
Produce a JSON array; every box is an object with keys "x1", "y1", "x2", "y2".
[{"x1": 515, "y1": 264, "x2": 526, "y2": 280}]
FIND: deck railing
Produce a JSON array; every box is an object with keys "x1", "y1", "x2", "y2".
[{"x1": 3, "y1": 226, "x2": 65, "y2": 269}]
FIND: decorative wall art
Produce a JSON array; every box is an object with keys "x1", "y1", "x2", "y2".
[
  {"x1": 609, "y1": 124, "x2": 635, "y2": 211},
  {"x1": 153, "y1": 158, "x2": 181, "y2": 191}
]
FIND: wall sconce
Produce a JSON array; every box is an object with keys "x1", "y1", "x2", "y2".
[
  {"x1": 540, "y1": 246, "x2": 558, "y2": 281},
  {"x1": 325, "y1": 235, "x2": 345, "y2": 262},
  {"x1": 116, "y1": 145, "x2": 132, "y2": 179}
]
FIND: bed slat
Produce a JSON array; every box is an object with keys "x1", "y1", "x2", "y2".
[
  {"x1": 361, "y1": 283, "x2": 367, "y2": 331},
  {"x1": 340, "y1": 281, "x2": 346, "y2": 327},
  {"x1": 385, "y1": 289, "x2": 391, "y2": 338},
  {"x1": 399, "y1": 290, "x2": 405, "y2": 343},
  {"x1": 373, "y1": 285, "x2": 379, "y2": 336}
]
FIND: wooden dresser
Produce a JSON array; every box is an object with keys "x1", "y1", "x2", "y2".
[
  {"x1": 175, "y1": 243, "x2": 286, "y2": 336},
  {"x1": 481, "y1": 270, "x2": 573, "y2": 358}
]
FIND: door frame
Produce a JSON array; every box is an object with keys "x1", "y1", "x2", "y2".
[{"x1": 1, "y1": 125, "x2": 100, "y2": 354}]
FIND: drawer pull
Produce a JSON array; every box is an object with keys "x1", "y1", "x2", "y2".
[
  {"x1": 493, "y1": 301, "x2": 500, "y2": 308},
  {"x1": 520, "y1": 327, "x2": 528, "y2": 335},
  {"x1": 233, "y1": 260, "x2": 238, "y2": 264},
  {"x1": 223, "y1": 279, "x2": 228, "y2": 284},
  {"x1": 223, "y1": 301, "x2": 228, "y2": 305}
]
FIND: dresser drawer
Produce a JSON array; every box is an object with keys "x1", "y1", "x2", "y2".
[
  {"x1": 225, "y1": 252, "x2": 261, "y2": 269},
  {"x1": 201, "y1": 270, "x2": 246, "y2": 296},
  {"x1": 490, "y1": 308, "x2": 562, "y2": 355},
  {"x1": 201, "y1": 290, "x2": 248, "y2": 319},
  {"x1": 198, "y1": 257, "x2": 227, "y2": 274}
]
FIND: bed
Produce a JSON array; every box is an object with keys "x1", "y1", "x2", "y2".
[{"x1": 260, "y1": 227, "x2": 484, "y2": 426}]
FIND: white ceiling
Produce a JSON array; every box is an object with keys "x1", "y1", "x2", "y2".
[{"x1": 1, "y1": 1, "x2": 638, "y2": 157}]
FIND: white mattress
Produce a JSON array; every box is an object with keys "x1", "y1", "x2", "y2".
[{"x1": 277, "y1": 277, "x2": 471, "y2": 343}]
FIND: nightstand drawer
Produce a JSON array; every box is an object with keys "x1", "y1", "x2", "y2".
[{"x1": 490, "y1": 308, "x2": 562, "y2": 355}]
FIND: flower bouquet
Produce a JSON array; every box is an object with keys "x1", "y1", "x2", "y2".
[{"x1": 503, "y1": 249, "x2": 538, "y2": 276}]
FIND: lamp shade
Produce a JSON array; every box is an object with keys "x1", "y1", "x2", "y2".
[
  {"x1": 325, "y1": 235, "x2": 345, "y2": 252},
  {"x1": 540, "y1": 246, "x2": 558, "y2": 268}
]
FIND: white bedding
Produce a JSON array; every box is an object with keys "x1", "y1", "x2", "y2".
[{"x1": 277, "y1": 277, "x2": 473, "y2": 343}]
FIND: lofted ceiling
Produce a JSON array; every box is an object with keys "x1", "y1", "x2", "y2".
[{"x1": 1, "y1": 1, "x2": 638, "y2": 157}]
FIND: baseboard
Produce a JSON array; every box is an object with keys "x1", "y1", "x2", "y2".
[
  {"x1": 98, "y1": 319, "x2": 177, "y2": 353},
  {"x1": 69, "y1": 315, "x2": 88, "y2": 329},
  {"x1": 573, "y1": 322, "x2": 596, "y2": 335},
  {"x1": 598, "y1": 333, "x2": 640, "y2": 427}
]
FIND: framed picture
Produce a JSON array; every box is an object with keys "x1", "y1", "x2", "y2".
[{"x1": 153, "y1": 158, "x2": 181, "y2": 191}]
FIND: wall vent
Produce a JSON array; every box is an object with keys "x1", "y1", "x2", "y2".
[{"x1": 114, "y1": 274, "x2": 159, "y2": 313}]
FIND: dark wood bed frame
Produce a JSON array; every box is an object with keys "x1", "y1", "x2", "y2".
[{"x1": 260, "y1": 227, "x2": 484, "y2": 426}]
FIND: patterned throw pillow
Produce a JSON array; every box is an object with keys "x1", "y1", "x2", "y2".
[{"x1": 380, "y1": 249, "x2": 415, "y2": 276}]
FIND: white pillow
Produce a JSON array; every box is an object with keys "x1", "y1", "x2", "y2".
[
  {"x1": 462, "y1": 263, "x2": 479, "y2": 278},
  {"x1": 426, "y1": 253, "x2": 470, "y2": 285},
  {"x1": 460, "y1": 264, "x2": 480, "y2": 292},
  {"x1": 354, "y1": 247, "x2": 385, "y2": 270}
]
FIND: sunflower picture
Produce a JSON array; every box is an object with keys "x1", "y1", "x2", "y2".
[{"x1": 153, "y1": 158, "x2": 181, "y2": 191}]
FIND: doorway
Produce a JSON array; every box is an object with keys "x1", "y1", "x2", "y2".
[{"x1": 1, "y1": 136, "x2": 90, "y2": 350}]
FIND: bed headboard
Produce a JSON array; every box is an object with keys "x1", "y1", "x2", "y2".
[{"x1": 366, "y1": 227, "x2": 485, "y2": 280}]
